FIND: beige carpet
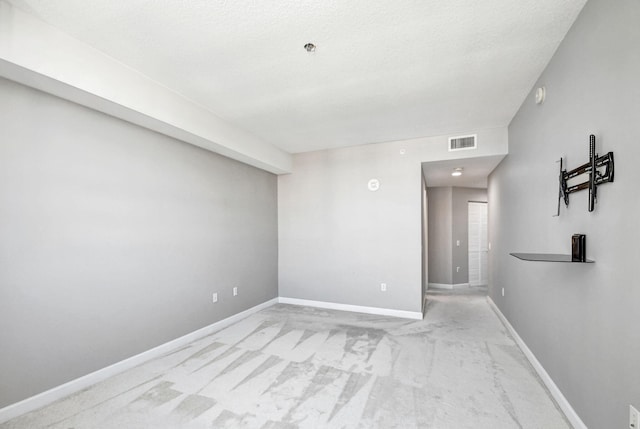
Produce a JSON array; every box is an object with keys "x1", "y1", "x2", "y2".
[{"x1": 1, "y1": 289, "x2": 570, "y2": 428}]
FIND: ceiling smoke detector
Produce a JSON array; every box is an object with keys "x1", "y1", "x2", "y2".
[
  {"x1": 304, "y1": 43, "x2": 316, "y2": 52},
  {"x1": 451, "y1": 167, "x2": 463, "y2": 177}
]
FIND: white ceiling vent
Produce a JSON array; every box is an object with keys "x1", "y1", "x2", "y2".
[{"x1": 448, "y1": 134, "x2": 477, "y2": 151}]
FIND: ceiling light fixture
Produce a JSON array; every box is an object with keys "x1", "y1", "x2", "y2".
[
  {"x1": 451, "y1": 167, "x2": 463, "y2": 177},
  {"x1": 304, "y1": 43, "x2": 316, "y2": 52}
]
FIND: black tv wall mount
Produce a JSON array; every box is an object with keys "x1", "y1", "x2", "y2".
[{"x1": 555, "y1": 134, "x2": 614, "y2": 215}]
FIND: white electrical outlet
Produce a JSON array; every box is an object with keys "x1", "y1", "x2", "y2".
[
  {"x1": 380, "y1": 283, "x2": 387, "y2": 292},
  {"x1": 502, "y1": 287, "x2": 505, "y2": 297},
  {"x1": 456, "y1": 266, "x2": 460, "y2": 273},
  {"x1": 233, "y1": 287, "x2": 238, "y2": 296},
  {"x1": 630, "y1": 405, "x2": 639, "y2": 429},
  {"x1": 456, "y1": 240, "x2": 460, "y2": 246},
  {"x1": 212, "y1": 293, "x2": 218, "y2": 303}
]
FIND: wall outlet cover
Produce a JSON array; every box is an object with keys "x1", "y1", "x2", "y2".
[
  {"x1": 380, "y1": 283, "x2": 387, "y2": 292},
  {"x1": 233, "y1": 287, "x2": 238, "y2": 296},
  {"x1": 212, "y1": 293, "x2": 218, "y2": 303}
]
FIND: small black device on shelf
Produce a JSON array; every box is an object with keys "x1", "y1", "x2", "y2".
[{"x1": 571, "y1": 234, "x2": 586, "y2": 262}]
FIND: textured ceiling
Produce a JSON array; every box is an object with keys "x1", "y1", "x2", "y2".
[{"x1": 7, "y1": 0, "x2": 586, "y2": 154}]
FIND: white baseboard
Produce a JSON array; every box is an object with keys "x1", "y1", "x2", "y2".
[
  {"x1": 487, "y1": 297, "x2": 586, "y2": 429},
  {"x1": 278, "y1": 297, "x2": 423, "y2": 320},
  {"x1": 452, "y1": 283, "x2": 471, "y2": 289},
  {"x1": 428, "y1": 283, "x2": 470, "y2": 290},
  {"x1": 0, "y1": 298, "x2": 279, "y2": 424},
  {"x1": 428, "y1": 283, "x2": 453, "y2": 289}
]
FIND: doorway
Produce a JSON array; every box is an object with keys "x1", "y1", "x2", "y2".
[{"x1": 468, "y1": 201, "x2": 488, "y2": 287}]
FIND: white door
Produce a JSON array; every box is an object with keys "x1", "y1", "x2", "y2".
[{"x1": 468, "y1": 202, "x2": 488, "y2": 286}]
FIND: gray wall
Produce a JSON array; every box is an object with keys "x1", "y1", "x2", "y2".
[
  {"x1": 0, "y1": 78, "x2": 278, "y2": 408},
  {"x1": 426, "y1": 187, "x2": 452, "y2": 285},
  {"x1": 452, "y1": 187, "x2": 487, "y2": 285},
  {"x1": 278, "y1": 147, "x2": 422, "y2": 312},
  {"x1": 278, "y1": 128, "x2": 508, "y2": 314},
  {"x1": 488, "y1": 0, "x2": 640, "y2": 427}
]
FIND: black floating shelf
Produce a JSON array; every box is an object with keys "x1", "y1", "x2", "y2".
[{"x1": 510, "y1": 253, "x2": 594, "y2": 263}]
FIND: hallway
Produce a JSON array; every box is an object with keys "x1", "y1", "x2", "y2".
[{"x1": 2, "y1": 290, "x2": 569, "y2": 428}]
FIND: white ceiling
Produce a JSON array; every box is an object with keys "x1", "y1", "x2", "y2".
[
  {"x1": 7, "y1": 0, "x2": 586, "y2": 154},
  {"x1": 422, "y1": 155, "x2": 505, "y2": 188}
]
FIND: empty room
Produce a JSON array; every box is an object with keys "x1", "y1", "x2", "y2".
[{"x1": 1, "y1": 0, "x2": 638, "y2": 428}]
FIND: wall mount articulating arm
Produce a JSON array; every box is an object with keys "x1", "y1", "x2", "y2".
[{"x1": 556, "y1": 134, "x2": 614, "y2": 215}]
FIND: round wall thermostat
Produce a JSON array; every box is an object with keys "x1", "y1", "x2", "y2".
[{"x1": 367, "y1": 179, "x2": 380, "y2": 191}]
